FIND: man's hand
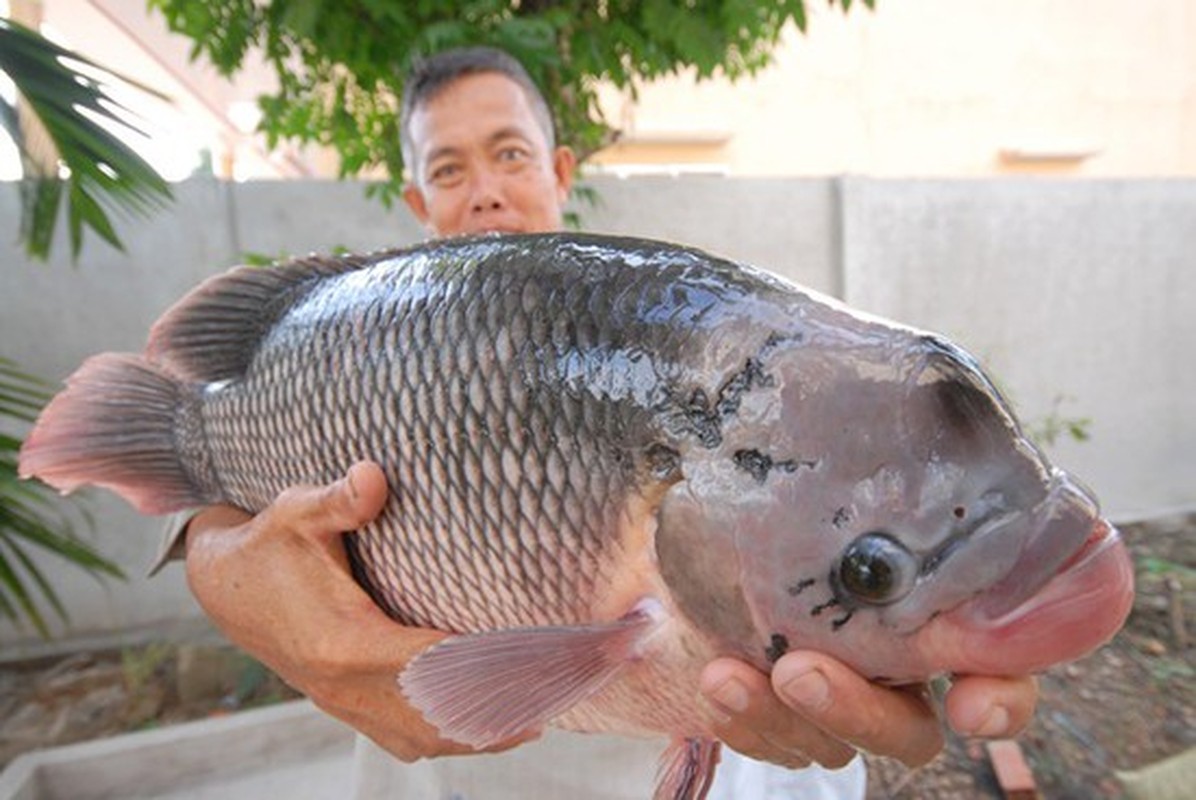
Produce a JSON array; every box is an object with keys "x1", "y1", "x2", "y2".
[
  {"x1": 183, "y1": 461, "x2": 533, "y2": 762},
  {"x1": 700, "y1": 653, "x2": 1037, "y2": 769}
]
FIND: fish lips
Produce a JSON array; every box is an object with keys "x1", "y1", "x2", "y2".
[
  {"x1": 967, "y1": 471, "x2": 1127, "y2": 623},
  {"x1": 931, "y1": 473, "x2": 1135, "y2": 673},
  {"x1": 883, "y1": 474, "x2": 1133, "y2": 679}
]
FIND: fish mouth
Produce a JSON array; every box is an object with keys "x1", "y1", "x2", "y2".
[
  {"x1": 970, "y1": 471, "x2": 1107, "y2": 622},
  {"x1": 938, "y1": 479, "x2": 1135, "y2": 675},
  {"x1": 976, "y1": 517, "x2": 1129, "y2": 626}
]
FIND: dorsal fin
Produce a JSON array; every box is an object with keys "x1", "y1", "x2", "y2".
[{"x1": 145, "y1": 252, "x2": 377, "y2": 383}]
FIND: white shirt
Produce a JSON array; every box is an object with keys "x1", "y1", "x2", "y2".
[{"x1": 350, "y1": 730, "x2": 866, "y2": 800}]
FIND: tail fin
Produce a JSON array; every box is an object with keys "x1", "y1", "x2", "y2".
[{"x1": 18, "y1": 353, "x2": 208, "y2": 515}]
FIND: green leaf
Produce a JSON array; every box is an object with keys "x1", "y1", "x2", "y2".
[
  {"x1": 0, "y1": 356, "x2": 125, "y2": 637},
  {"x1": 0, "y1": 17, "x2": 172, "y2": 262}
]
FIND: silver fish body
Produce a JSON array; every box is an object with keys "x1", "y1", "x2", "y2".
[{"x1": 20, "y1": 233, "x2": 1134, "y2": 800}]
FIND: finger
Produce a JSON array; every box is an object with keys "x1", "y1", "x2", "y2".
[
  {"x1": 772, "y1": 651, "x2": 943, "y2": 767},
  {"x1": 183, "y1": 506, "x2": 255, "y2": 590},
  {"x1": 700, "y1": 658, "x2": 850, "y2": 769},
  {"x1": 182, "y1": 505, "x2": 254, "y2": 565},
  {"x1": 187, "y1": 505, "x2": 253, "y2": 539},
  {"x1": 266, "y1": 460, "x2": 390, "y2": 543},
  {"x1": 944, "y1": 674, "x2": 1038, "y2": 739}
]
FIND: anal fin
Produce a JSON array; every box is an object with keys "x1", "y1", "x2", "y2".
[
  {"x1": 398, "y1": 609, "x2": 656, "y2": 749},
  {"x1": 656, "y1": 737, "x2": 721, "y2": 800}
]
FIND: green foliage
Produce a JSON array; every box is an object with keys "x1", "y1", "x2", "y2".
[
  {"x1": 1028, "y1": 394, "x2": 1092, "y2": 448},
  {"x1": 0, "y1": 358, "x2": 125, "y2": 638},
  {"x1": 148, "y1": 0, "x2": 874, "y2": 205},
  {"x1": 2, "y1": 19, "x2": 155, "y2": 638},
  {"x1": 0, "y1": 18, "x2": 172, "y2": 260},
  {"x1": 1138, "y1": 555, "x2": 1196, "y2": 581},
  {"x1": 121, "y1": 641, "x2": 175, "y2": 693}
]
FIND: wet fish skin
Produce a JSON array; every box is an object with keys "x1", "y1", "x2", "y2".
[{"x1": 18, "y1": 233, "x2": 1134, "y2": 800}]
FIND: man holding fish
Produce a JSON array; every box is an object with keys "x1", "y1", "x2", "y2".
[{"x1": 169, "y1": 46, "x2": 1043, "y2": 798}]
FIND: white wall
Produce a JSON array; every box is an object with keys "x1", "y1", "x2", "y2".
[
  {"x1": 1, "y1": 176, "x2": 1192, "y2": 654},
  {"x1": 595, "y1": 0, "x2": 1196, "y2": 176}
]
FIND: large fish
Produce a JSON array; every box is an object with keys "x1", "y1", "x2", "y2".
[{"x1": 20, "y1": 233, "x2": 1133, "y2": 799}]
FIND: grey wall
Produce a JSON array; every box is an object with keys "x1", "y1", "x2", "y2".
[
  {"x1": 1, "y1": 176, "x2": 1193, "y2": 654},
  {"x1": 839, "y1": 179, "x2": 1196, "y2": 520}
]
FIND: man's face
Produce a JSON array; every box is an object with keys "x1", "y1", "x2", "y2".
[{"x1": 402, "y1": 72, "x2": 575, "y2": 237}]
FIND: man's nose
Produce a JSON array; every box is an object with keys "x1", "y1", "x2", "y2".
[{"x1": 468, "y1": 170, "x2": 506, "y2": 212}]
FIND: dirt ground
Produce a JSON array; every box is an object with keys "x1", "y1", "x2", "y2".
[{"x1": 1, "y1": 514, "x2": 1193, "y2": 798}]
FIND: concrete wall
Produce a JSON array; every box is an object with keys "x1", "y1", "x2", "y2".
[
  {"x1": 840, "y1": 179, "x2": 1196, "y2": 521},
  {"x1": 1, "y1": 176, "x2": 1193, "y2": 654}
]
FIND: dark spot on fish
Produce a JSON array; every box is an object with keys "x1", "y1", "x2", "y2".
[
  {"x1": 953, "y1": 506, "x2": 966, "y2": 519},
  {"x1": 787, "y1": 578, "x2": 816, "y2": 596},
  {"x1": 659, "y1": 387, "x2": 723, "y2": 448},
  {"x1": 660, "y1": 342, "x2": 791, "y2": 449},
  {"x1": 734, "y1": 449, "x2": 772, "y2": 483},
  {"x1": 715, "y1": 358, "x2": 774, "y2": 417},
  {"x1": 765, "y1": 633, "x2": 790, "y2": 664},
  {"x1": 936, "y1": 380, "x2": 984, "y2": 438},
  {"x1": 831, "y1": 507, "x2": 851, "y2": 528},
  {"x1": 927, "y1": 353, "x2": 1004, "y2": 443},
  {"x1": 916, "y1": 337, "x2": 1014, "y2": 443},
  {"x1": 660, "y1": 340, "x2": 790, "y2": 449},
  {"x1": 762, "y1": 330, "x2": 802, "y2": 353},
  {"x1": 811, "y1": 598, "x2": 839, "y2": 617},
  {"x1": 645, "y1": 443, "x2": 682, "y2": 481},
  {"x1": 831, "y1": 610, "x2": 855, "y2": 630},
  {"x1": 733, "y1": 449, "x2": 815, "y2": 484}
]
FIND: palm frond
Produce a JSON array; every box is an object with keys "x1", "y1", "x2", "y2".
[
  {"x1": 0, "y1": 357, "x2": 52, "y2": 420},
  {"x1": 0, "y1": 358, "x2": 125, "y2": 637},
  {"x1": 0, "y1": 17, "x2": 173, "y2": 261}
]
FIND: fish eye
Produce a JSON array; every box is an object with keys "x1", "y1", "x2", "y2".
[{"x1": 835, "y1": 532, "x2": 918, "y2": 606}]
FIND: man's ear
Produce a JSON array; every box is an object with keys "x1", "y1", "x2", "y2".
[
  {"x1": 553, "y1": 146, "x2": 577, "y2": 202},
  {"x1": 403, "y1": 184, "x2": 431, "y2": 226}
]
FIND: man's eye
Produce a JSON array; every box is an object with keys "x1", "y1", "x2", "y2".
[
  {"x1": 498, "y1": 146, "x2": 530, "y2": 163},
  {"x1": 429, "y1": 163, "x2": 461, "y2": 183}
]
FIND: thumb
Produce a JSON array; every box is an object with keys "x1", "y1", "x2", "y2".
[
  {"x1": 265, "y1": 460, "x2": 390, "y2": 543},
  {"x1": 340, "y1": 460, "x2": 390, "y2": 523}
]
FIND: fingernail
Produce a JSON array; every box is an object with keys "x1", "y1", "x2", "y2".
[
  {"x1": 781, "y1": 668, "x2": 830, "y2": 712},
  {"x1": 970, "y1": 706, "x2": 1010, "y2": 738},
  {"x1": 345, "y1": 467, "x2": 360, "y2": 500},
  {"x1": 708, "y1": 679, "x2": 750, "y2": 714},
  {"x1": 698, "y1": 692, "x2": 732, "y2": 726}
]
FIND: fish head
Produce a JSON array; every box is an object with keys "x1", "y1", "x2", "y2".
[{"x1": 659, "y1": 322, "x2": 1134, "y2": 682}]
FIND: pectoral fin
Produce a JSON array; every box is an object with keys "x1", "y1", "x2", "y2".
[{"x1": 398, "y1": 610, "x2": 656, "y2": 749}]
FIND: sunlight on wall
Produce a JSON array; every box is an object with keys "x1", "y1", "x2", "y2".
[
  {"x1": 0, "y1": 71, "x2": 17, "y2": 180},
  {"x1": 1, "y1": 3, "x2": 206, "y2": 183}
]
